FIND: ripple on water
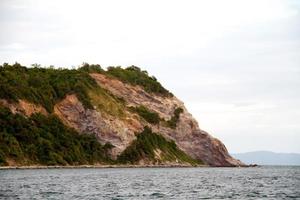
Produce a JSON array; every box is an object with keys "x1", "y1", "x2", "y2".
[
  {"x1": 0, "y1": 166, "x2": 299, "y2": 199},
  {"x1": 150, "y1": 192, "x2": 165, "y2": 198}
]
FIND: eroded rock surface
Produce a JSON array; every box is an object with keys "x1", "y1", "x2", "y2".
[
  {"x1": 0, "y1": 73, "x2": 244, "y2": 166},
  {"x1": 54, "y1": 94, "x2": 142, "y2": 156},
  {"x1": 90, "y1": 73, "x2": 244, "y2": 166},
  {"x1": 0, "y1": 99, "x2": 48, "y2": 117}
]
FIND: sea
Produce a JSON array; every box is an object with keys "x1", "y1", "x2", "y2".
[{"x1": 0, "y1": 166, "x2": 299, "y2": 199}]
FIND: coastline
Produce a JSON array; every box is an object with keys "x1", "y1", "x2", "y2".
[{"x1": 0, "y1": 164, "x2": 208, "y2": 170}]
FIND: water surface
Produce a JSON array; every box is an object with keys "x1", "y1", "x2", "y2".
[{"x1": 0, "y1": 166, "x2": 299, "y2": 199}]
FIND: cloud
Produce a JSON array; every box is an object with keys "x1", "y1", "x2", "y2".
[{"x1": 0, "y1": 0, "x2": 299, "y2": 153}]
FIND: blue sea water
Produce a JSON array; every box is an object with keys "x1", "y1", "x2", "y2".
[{"x1": 0, "y1": 166, "x2": 299, "y2": 199}]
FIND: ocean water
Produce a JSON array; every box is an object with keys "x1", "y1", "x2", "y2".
[{"x1": 0, "y1": 166, "x2": 299, "y2": 199}]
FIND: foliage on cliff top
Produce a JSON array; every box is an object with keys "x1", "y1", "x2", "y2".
[
  {"x1": 80, "y1": 63, "x2": 172, "y2": 96},
  {"x1": 0, "y1": 63, "x2": 172, "y2": 113},
  {"x1": 106, "y1": 66, "x2": 172, "y2": 96},
  {"x1": 0, "y1": 63, "x2": 98, "y2": 112},
  {"x1": 117, "y1": 127, "x2": 201, "y2": 165},
  {"x1": 0, "y1": 106, "x2": 113, "y2": 166}
]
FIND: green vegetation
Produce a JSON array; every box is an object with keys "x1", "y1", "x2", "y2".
[
  {"x1": 117, "y1": 127, "x2": 201, "y2": 165},
  {"x1": 89, "y1": 87, "x2": 126, "y2": 118},
  {"x1": 105, "y1": 66, "x2": 172, "y2": 96},
  {"x1": 0, "y1": 106, "x2": 113, "y2": 166},
  {"x1": 166, "y1": 107, "x2": 184, "y2": 129},
  {"x1": 129, "y1": 105, "x2": 160, "y2": 124},
  {"x1": 0, "y1": 63, "x2": 197, "y2": 166},
  {"x1": 79, "y1": 63, "x2": 172, "y2": 96},
  {"x1": 0, "y1": 63, "x2": 128, "y2": 116},
  {"x1": 128, "y1": 105, "x2": 184, "y2": 128},
  {"x1": 0, "y1": 63, "x2": 172, "y2": 114},
  {"x1": 0, "y1": 63, "x2": 99, "y2": 112},
  {"x1": 0, "y1": 106, "x2": 199, "y2": 166},
  {"x1": 78, "y1": 63, "x2": 104, "y2": 73}
]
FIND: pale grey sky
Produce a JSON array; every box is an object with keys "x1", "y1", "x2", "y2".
[{"x1": 0, "y1": 0, "x2": 299, "y2": 153}]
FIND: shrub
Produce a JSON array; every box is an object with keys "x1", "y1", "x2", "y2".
[
  {"x1": 0, "y1": 63, "x2": 99, "y2": 112},
  {"x1": 0, "y1": 149, "x2": 8, "y2": 166},
  {"x1": 0, "y1": 106, "x2": 112, "y2": 166},
  {"x1": 0, "y1": 63, "x2": 172, "y2": 114},
  {"x1": 78, "y1": 63, "x2": 104, "y2": 73},
  {"x1": 129, "y1": 106, "x2": 160, "y2": 124},
  {"x1": 117, "y1": 126, "x2": 201, "y2": 165},
  {"x1": 167, "y1": 107, "x2": 184, "y2": 129},
  {"x1": 105, "y1": 66, "x2": 172, "y2": 96}
]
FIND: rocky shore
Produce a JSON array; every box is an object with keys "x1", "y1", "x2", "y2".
[{"x1": 0, "y1": 164, "x2": 209, "y2": 170}]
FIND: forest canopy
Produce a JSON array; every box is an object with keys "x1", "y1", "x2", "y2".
[{"x1": 0, "y1": 63, "x2": 172, "y2": 113}]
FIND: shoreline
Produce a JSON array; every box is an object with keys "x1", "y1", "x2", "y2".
[{"x1": 0, "y1": 164, "x2": 209, "y2": 170}]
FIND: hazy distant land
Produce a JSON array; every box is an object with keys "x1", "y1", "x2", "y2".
[{"x1": 231, "y1": 151, "x2": 300, "y2": 166}]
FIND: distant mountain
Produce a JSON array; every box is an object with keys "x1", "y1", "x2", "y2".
[{"x1": 231, "y1": 151, "x2": 300, "y2": 166}]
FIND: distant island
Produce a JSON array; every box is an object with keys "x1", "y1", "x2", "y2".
[{"x1": 232, "y1": 151, "x2": 300, "y2": 166}]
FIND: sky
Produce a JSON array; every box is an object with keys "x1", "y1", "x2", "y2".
[{"x1": 0, "y1": 0, "x2": 299, "y2": 153}]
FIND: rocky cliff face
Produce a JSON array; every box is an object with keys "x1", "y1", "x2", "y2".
[
  {"x1": 49, "y1": 72, "x2": 244, "y2": 166},
  {"x1": 0, "y1": 65, "x2": 244, "y2": 167},
  {"x1": 54, "y1": 94, "x2": 142, "y2": 157},
  {"x1": 88, "y1": 73, "x2": 244, "y2": 167},
  {"x1": 0, "y1": 99, "x2": 48, "y2": 116}
]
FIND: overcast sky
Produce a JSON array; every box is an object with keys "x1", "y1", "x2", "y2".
[{"x1": 1, "y1": 0, "x2": 299, "y2": 153}]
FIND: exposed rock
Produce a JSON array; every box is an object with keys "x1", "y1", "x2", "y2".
[
  {"x1": 54, "y1": 94, "x2": 143, "y2": 156},
  {"x1": 90, "y1": 73, "x2": 244, "y2": 166},
  {"x1": 0, "y1": 99, "x2": 48, "y2": 117},
  {"x1": 0, "y1": 73, "x2": 244, "y2": 166}
]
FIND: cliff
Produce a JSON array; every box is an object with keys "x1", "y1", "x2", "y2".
[{"x1": 0, "y1": 63, "x2": 244, "y2": 167}]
